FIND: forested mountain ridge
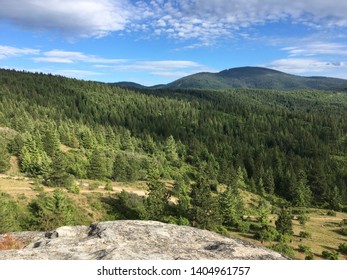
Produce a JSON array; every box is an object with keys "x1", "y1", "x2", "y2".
[
  {"x1": 1, "y1": 68, "x2": 347, "y2": 259},
  {"x1": 114, "y1": 67, "x2": 347, "y2": 91},
  {"x1": 1, "y1": 68, "x2": 347, "y2": 204}
]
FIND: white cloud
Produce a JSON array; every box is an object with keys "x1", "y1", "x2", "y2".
[
  {"x1": 2, "y1": 1, "x2": 347, "y2": 41},
  {"x1": 0, "y1": 0, "x2": 131, "y2": 38},
  {"x1": 94, "y1": 59, "x2": 214, "y2": 80},
  {"x1": 132, "y1": 0, "x2": 347, "y2": 42},
  {"x1": 95, "y1": 60, "x2": 204, "y2": 71},
  {"x1": 0, "y1": 45, "x2": 39, "y2": 59},
  {"x1": 282, "y1": 42, "x2": 347, "y2": 57},
  {"x1": 34, "y1": 49, "x2": 128, "y2": 64},
  {"x1": 265, "y1": 58, "x2": 347, "y2": 74}
]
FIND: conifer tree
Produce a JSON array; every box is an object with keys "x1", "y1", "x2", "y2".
[
  {"x1": 42, "y1": 122, "x2": 60, "y2": 156},
  {"x1": 143, "y1": 180, "x2": 170, "y2": 221},
  {"x1": 173, "y1": 179, "x2": 191, "y2": 217},
  {"x1": 113, "y1": 154, "x2": 128, "y2": 181},
  {"x1": 0, "y1": 192, "x2": 21, "y2": 233},
  {"x1": 0, "y1": 142, "x2": 10, "y2": 173},
  {"x1": 219, "y1": 185, "x2": 244, "y2": 227},
  {"x1": 292, "y1": 171, "x2": 312, "y2": 207},
  {"x1": 276, "y1": 208, "x2": 293, "y2": 235},
  {"x1": 165, "y1": 135, "x2": 179, "y2": 162},
  {"x1": 264, "y1": 168, "x2": 275, "y2": 195},
  {"x1": 47, "y1": 152, "x2": 73, "y2": 188},
  {"x1": 87, "y1": 149, "x2": 107, "y2": 180},
  {"x1": 190, "y1": 177, "x2": 221, "y2": 230},
  {"x1": 29, "y1": 189, "x2": 73, "y2": 230}
]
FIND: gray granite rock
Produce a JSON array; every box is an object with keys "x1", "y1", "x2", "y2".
[{"x1": 0, "y1": 220, "x2": 288, "y2": 260}]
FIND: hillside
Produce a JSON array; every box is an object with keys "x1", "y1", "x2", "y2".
[
  {"x1": 1, "y1": 68, "x2": 347, "y2": 259},
  {"x1": 163, "y1": 67, "x2": 347, "y2": 90},
  {"x1": 114, "y1": 67, "x2": 347, "y2": 91}
]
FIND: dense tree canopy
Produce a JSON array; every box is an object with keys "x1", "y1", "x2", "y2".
[{"x1": 0, "y1": 68, "x2": 346, "y2": 209}]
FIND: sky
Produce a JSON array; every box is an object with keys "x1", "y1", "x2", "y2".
[{"x1": 1, "y1": 0, "x2": 347, "y2": 86}]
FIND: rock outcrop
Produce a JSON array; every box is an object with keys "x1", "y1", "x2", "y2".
[{"x1": 0, "y1": 220, "x2": 287, "y2": 260}]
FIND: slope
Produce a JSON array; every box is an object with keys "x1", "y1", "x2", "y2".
[{"x1": 162, "y1": 67, "x2": 347, "y2": 91}]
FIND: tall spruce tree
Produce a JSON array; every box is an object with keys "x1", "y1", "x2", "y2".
[
  {"x1": 143, "y1": 180, "x2": 170, "y2": 221},
  {"x1": 276, "y1": 208, "x2": 293, "y2": 235},
  {"x1": 190, "y1": 177, "x2": 222, "y2": 230},
  {"x1": 87, "y1": 149, "x2": 107, "y2": 180},
  {"x1": 219, "y1": 185, "x2": 244, "y2": 228}
]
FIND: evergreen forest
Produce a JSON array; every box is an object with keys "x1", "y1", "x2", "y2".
[{"x1": 1, "y1": 68, "x2": 347, "y2": 259}]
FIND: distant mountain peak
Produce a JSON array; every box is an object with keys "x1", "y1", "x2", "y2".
[
  {"x1": 162, "y1": 66, "x2": 347, "y2": 91},
  {"x1": 111, "y1": 67, "x2": 347, "y2": 91}
]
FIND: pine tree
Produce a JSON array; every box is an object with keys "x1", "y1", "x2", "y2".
[
  {"x1": 42, "y1": 122, "x2": 60, "y2": 157},
  {"x1": 165, "y1": 135, "x2": 179, "y2": 162},
  {"x1": 292, "y1": 171, "x2": 312, "y2": 207},
  {"x1": 264, "y1": 168, "x2": 275, "y2": 195},
  {"x1": 113, "y1": 154, "x2": 128, "y2": 181},
  {"x1": 233, "y1": 166, "x2": 247, "y2": 189},
  {"x1": 173, "y1": 179, "x2": 191, "y2": 217},
  {"x1": 190, "y1": 177, "x2": 222, "y2": 230},
  {"x1": 143, "y1": 180, "x2": 170, "y2": 221},
  {"x1": 47, "y1": 152, "x2": 73, "y2": 188},
  {"x1": 0, "y1": 192, "x2": 21, "y2": 233},
  {"x1": 30, "y1": 189, "x2": 73, "y2": 230},
  {"x1": 276, "y1": 208, "x2": 293, "y2": 235},
  {"x1": 219, "y1": 185, "x2": 244, "y2": 227},
  {"x1": 0, "y1": 142, "x2": 10, "y2": 173},
  {"x1": 87, "y1": 149, "x2": 107, "y2": 180}
]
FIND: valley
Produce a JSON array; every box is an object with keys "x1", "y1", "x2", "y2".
[{"x1": 1, "y1": 68, "x2": 347, "y2": 259}]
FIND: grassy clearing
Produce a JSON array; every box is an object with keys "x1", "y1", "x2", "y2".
[
  {"x1": 1, "y1": 175, "x2": 346, "y2": 260},
  {"x1": 228, "y1": 209, "x2": 347, "y2": 260},
  {"x1": 0, "y1": 176, "x2": 147, "y2": 199},
  {"x1": 291, "y1": 210, "x2": 347, "y2": 260}
]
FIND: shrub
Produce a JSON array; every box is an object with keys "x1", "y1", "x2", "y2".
[
  {"x1": 322, "y1": 250, "x2": 339, "y2": 260},
  {"x1": 254, "y1": 226, "x2": 279, "y2": 242},
  {"x1": 88, "y1": 182, "x2": 100, "y2": 190},
  {"x1": 338, "y1": 243, "x2": 347, "y2": 255},
  {"x1": 305, "y1": 252, "x2": 314, "y2": 260},
  {"x1": 237, "y1": 222, "x2": 250, "y2": 233},
  {"x1": 0, "y1": 234, "x2": 25, "y2": 250},
  {"x1": 327, "y1": 210, "x2": 336, "y2": 217},
  {"x1": 299, "y1": 231, "x2": 311, "y2": 239},
  {"x1": 271, "y1": 242, "x2": 295, "y2": 258},
  {"x1": 276, "y1": 233, "x2": 291, "y2": 243},
  {"x1": 339, "y1": 219, "x2": 347, "y2": 226},
  {"x1": 298, "y1": 244, "x2": 312, "y2": 254},
  {"x1": 68, "y1": 184, "x2": 81, "y2": 194},
  {"x1": 298, "y1": 214, "x2": 310, "y2": 225},
  {"x1": 104, "y1": 183, "x2": 113, "y2": 191},
  {"x1": 338, "y1": 227, "x2": 347, "y2": 236},
  {"x1": 177, "y1": 216, "x2": 190, "y2": 226}
]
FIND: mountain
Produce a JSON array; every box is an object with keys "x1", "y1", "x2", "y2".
[
  {"x1": 113, "y1": 67, "x2": 347, "y2": 91},
  {"x1": 111, "y1": 81, "x2": 147, "y2": 89},
  {"x1": 163, "y1": 67, "x2": 347, "y2": 90}
]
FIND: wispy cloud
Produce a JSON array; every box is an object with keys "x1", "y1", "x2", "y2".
[
  {"x1": 0, "y1": 45, "x2": 39, "y2": 59},
  {"x1": 96, "y1": 60, "x2": 204, "y2": 71},
  {"x1": 282, "y1": 42, "x2": 347, "y2": 57},
  {"x1": 95, "y1": 59, "x2": 214, "y2": 80},
  {"x1": 34, "y1": 50, "x2": 127, "y2": 64},
  {"x1": 265, "y1": 58, "x2": 347, "y2": 74}
]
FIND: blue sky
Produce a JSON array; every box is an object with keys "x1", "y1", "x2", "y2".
[{"x1": 1, "y1": 0, "x2": 347, "y2": 86}]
